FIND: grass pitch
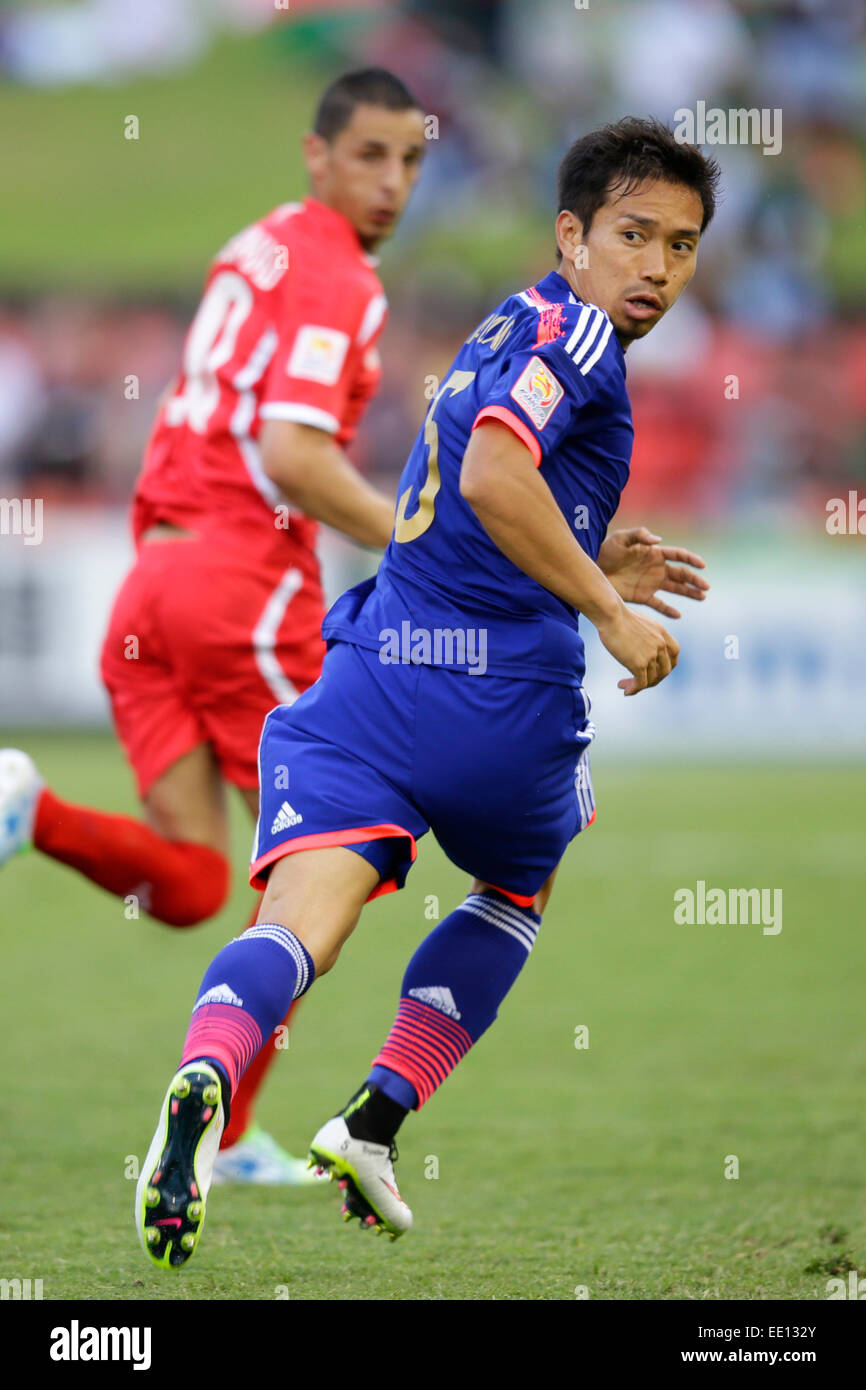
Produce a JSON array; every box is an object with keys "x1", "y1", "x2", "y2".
[{"x1": 1, "y1": 732, "x2": 863, "y2": 1301}]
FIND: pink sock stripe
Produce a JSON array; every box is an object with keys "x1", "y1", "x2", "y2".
[
  {"x1": 378, "y1": 1037, "x2": 443, "y2": 1093},
  {"x1": 372, "y1": 1046, "x2": 439, "y2": 1107},
  {"x1": 390, "y1": 1014, "x2": 469, "y2": 1069},
  {"x1": 384, "y1": 1023, "x2": 464, "y2": 1080},
  {"x1": 396, "y1": 1000, "x2": 473, "y2": 1056},
  {"x1": 373, "y1": 997, "x2": 474, "y2": 1107},
  {"x1": 399, "y1": 998, "x2": 473, "y2": 1045},
  {"x1": 181, "y1": 1004, "x2": 263, "y2": 1098}
]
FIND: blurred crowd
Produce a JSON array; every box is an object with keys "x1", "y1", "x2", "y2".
[{"x1": 1, "y1": 0, "x2": 864, "y2": 522}]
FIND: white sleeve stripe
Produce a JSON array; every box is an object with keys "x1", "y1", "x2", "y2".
[
  {"x1": 519, "y1": 291, "x2": 538, "y2": 308},
  {"x1": 570, "y1": 309, "x2": 605, "y2": 366},
  {"x1": 357, "y1": 292, "x2": 388, "y2": 347},
  {"x1": 564, "y1": 305, "x2": 592, "y2": 355},
  {"x1": 579, "y1": 318, "x2": 615, "y2": 375},
  {"x1": 258, "y1": 402, "x2": 340, "y2": 433}
]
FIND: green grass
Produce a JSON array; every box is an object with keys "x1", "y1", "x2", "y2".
[{"x1": 1, "y1": 733, "x2": 864, "y2": 1300}]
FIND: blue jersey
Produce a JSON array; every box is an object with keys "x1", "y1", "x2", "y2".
[{"x1": 324, "y1": 269, "x2": 633, "y2": 687}]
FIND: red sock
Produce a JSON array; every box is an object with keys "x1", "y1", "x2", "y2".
[{"x1": 33, "y1": 787, "x2": 230, "y2": 927}]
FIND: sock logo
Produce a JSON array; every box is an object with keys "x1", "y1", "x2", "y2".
[
  {"x1": 193, "y1": 983, "x2": 243, "y2": 1010},
  {"x1": 408, "y1": 985, "x2": 462, "y2": 1020},
  {"x1": 271, "y1": 801, "x2": 303, "y2": 834}
]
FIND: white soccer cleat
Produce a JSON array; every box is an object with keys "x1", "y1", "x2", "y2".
[
  {"x1": 0, "y1": 749, "x2": 43, "y2": 866},
  {"x1": 135, "y1": 1064, "x2": 225, "y2": 1269},
  {"x1": 211, "y1": 1124, "x2": 321, "y2": 1186},
  {"x1": 308, "y1": 1116, "x2": 413, "y2": 1239}
]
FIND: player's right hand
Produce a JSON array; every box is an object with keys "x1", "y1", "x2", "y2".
[{"x1": 596, "y1": 602, "x2": 679, "y2": 696}]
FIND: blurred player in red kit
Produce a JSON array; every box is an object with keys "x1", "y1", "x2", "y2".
[{"x1": 0, "y1": 68, "x2": 427, "y2": 1182}]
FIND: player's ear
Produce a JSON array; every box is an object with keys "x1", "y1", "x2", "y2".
[
  {"x1": 555, "y1": 209, "x2": 586, "y2": 268},
  {"x1": 303, "y1": 131, "x2": 331, "y2": 184}
]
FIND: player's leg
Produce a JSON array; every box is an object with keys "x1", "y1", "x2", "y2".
[
  {"x1": 136, "y1": 647, "x2": 426, "y2": 1266},
  {"x1": 0, "y1": 741, "x2": 232, "y2": 927},
  {"x1": 314, "y1": 674, "x2": 593, "y2": 1234},
  {"x1": 191, "y1": 601, "x2": 320, "y2": 1178},
  {"x1": 207, "y1": 784, "x2": 317, "y2": 1185},
  {"x1": 315, "y1": 883, "x2": 546, "y2": 1227},
  {"x1": 355, "y1": 863, "x2": 561, "y2": 1124},
  {"x1": 142, "y1": 741, "x2": 229, "y2": 848},
  {"x1": 136, "y1": 844, "x2": 378, "y2": 1268},
  {"x1": 0, "y1": 546, "x2": 233, "y2": 927}
]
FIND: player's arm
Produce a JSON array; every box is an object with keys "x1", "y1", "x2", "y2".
[
  {"x1": 459, "y1": 419, "x2": 678, "y2": 694},
  {"x1": 259, "y1": 420, "x2": 394, "y2": 550},
  {"x1": 599, "y1": 526, "x2": 709, "y2": 619}
]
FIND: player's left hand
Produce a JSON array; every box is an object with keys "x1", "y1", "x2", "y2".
[{"x1": 598, "y1": 527, "x2": 709, "y2": 619}]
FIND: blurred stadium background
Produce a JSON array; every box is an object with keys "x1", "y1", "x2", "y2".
[{"x1": 2, "y1": 0, "x2": 866, "y2": 1304}]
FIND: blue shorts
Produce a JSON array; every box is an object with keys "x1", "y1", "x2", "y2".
[{"x1": 251, "y1": 640, "x2": 596, "y2": 906}]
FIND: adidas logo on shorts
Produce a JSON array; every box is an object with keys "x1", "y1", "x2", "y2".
[
  {"x1": 270, "y1": 800, "x2": 303, "y2": 834},
  {"x1": 408, "y1": 986, "x2": 462, "y2": 1020}
]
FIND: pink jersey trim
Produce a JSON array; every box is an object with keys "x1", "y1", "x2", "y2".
[
  {"x1": 472, "y1": 405, "x2": 542, "y2": 467},
  {"x1": 249, "y1": 823, "x2": 417, "y2": 892},
  {"x1": 525, "y1": 285, "x2": 550, "y2": 307}
]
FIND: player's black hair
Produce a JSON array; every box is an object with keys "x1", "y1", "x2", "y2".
[
  {"x1": 313, "y1": 68, "x2": 422, "y2": 141},
  {"x1": 557, "y1": 116, "x2": 721, "y2": 240}
]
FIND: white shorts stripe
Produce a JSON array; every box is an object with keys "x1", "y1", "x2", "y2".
[
  {"x1": 574, "y1": 751, "x2": 596, "y2": 830},
  {"x1": 252, "y1": 566, "x2": 304, "y2": 706}
]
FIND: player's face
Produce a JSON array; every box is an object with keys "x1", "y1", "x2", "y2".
[
  {"x1": 557, "y1": 179, "x2": 703, "y2": 347},
  {"x1": 304, "y1": 104, "x2": 427, "y2": 250}
]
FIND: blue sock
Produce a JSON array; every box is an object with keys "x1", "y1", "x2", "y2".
[
  {"x1": 369, "y1": 891, "x2": 541, "y2": 1110},
  {"x1": 181, "y1": 922, "x2": 315, "y2": 1099}
]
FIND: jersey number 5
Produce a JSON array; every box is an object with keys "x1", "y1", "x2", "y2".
[{"x1": 394, "y1": 369, "x2": 476, "y2": 544}]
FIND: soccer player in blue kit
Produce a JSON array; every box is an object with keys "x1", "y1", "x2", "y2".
[{"x1": 136, "y1": 117, "x2": 718, "y2": 1264}]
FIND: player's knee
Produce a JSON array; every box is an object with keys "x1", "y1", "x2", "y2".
[
  {"x1": 317, "y1": 944, "x2": 342, "y2": 976},
  {"x1": 151, "y1": 844, "x2": 231, "y2": 928},
  {"x1": 533, "y1": 881, "x2": 555, "y2": 916}
]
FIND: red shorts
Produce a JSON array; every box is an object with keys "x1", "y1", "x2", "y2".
[{"x1": 100, "y1": 532, "x2": 325, "y2": 795}]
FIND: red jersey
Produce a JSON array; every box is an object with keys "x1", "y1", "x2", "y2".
[{"x1": 132, "y1": 197, "x2": 387, "y2": 577}]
